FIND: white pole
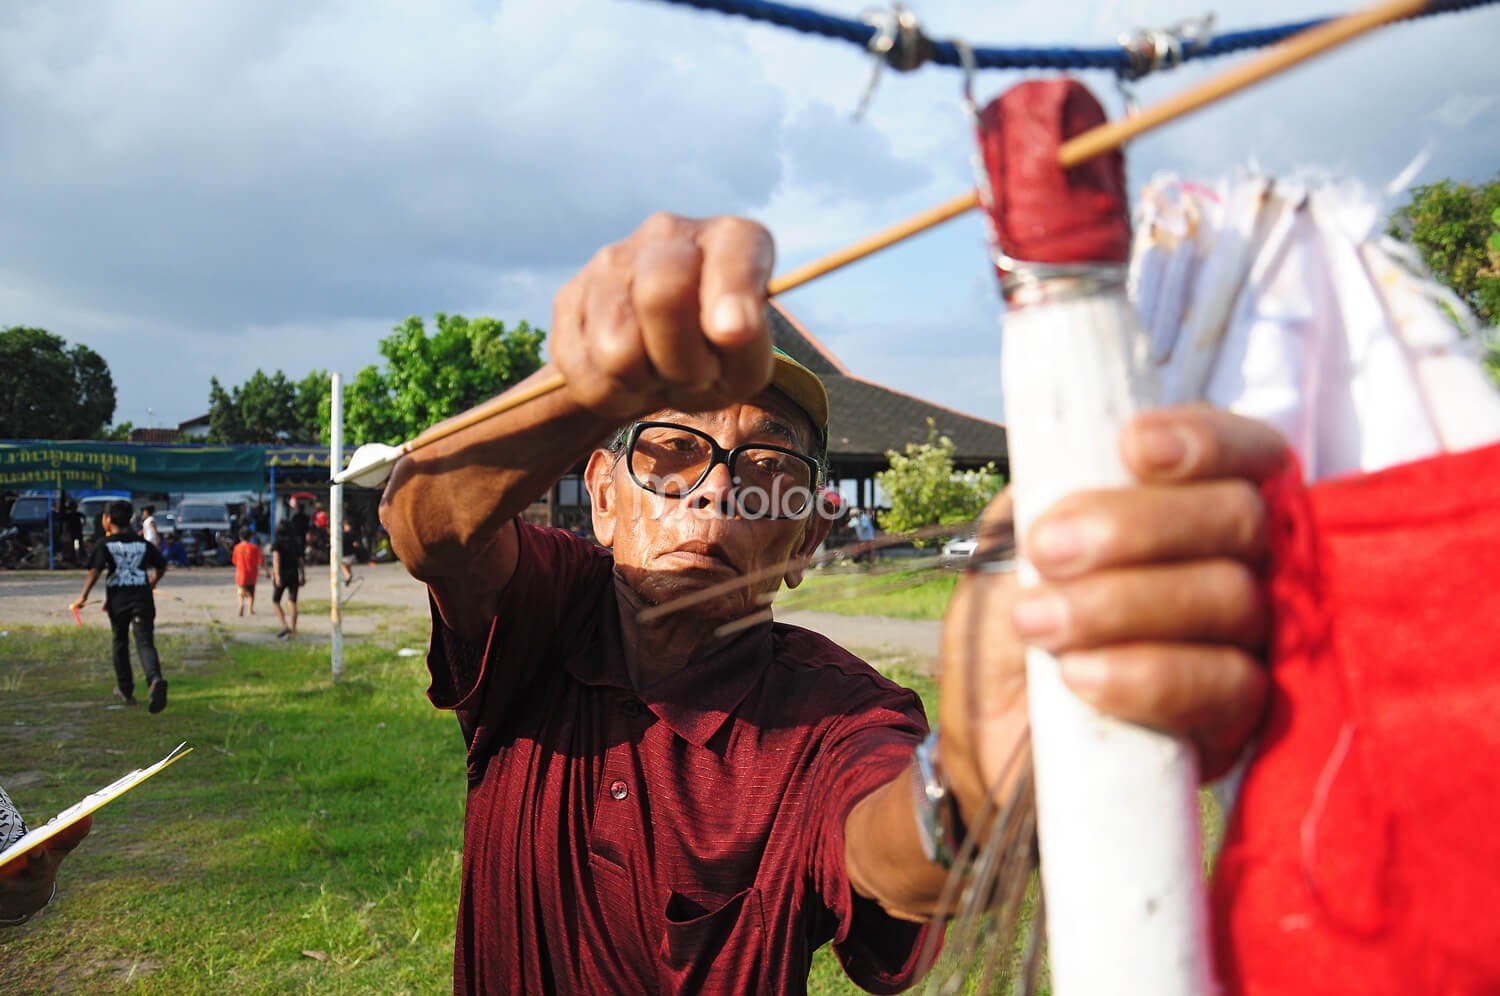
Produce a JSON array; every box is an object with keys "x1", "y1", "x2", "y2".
[
  {"x1": 1003, "y1": 284, "x2": 1211, "y2": 995},
  {"x1": 329, "y1": 372, "x2": 344, "y2": 682}
]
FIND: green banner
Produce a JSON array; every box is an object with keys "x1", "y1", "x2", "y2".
[{"x1": 0, "y1": 441, "x2": 266, "y2": 493}]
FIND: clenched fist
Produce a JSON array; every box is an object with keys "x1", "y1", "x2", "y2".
[{"x1": 550, "y1": 213, "x2": 777, "y2": 422}]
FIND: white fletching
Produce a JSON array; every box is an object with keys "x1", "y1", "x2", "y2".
[{"x1": 333, "y1": 443, "x2": 405, "y2": 488}]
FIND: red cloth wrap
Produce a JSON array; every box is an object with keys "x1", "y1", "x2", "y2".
[
  {"x1": 976, "y1": 79, "x2": 1131, "y2": 265},
  {"x1": 1215, "y1": 442, "x2": 1500, "y2": 994}
]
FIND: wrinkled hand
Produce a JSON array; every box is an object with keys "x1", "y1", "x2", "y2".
[
  {"x1": 939, "y1": 407, "x2": 1287, "y2": 825},
  {"x1": 550, "y1": 213, "x2": 777, "y2": 421},
  {"x1": 0, "y1": 815, "x2": 91, "y2": 923}
]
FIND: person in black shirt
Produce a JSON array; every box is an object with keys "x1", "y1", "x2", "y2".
[
  {"x1": 289, "y1": 503, "x2": 310, "y2": 556},
  {"x1": 72, "y1": 501, "x2": 169, "y2": 713},
  {"x1": 62, "y1": 501, "x2": 84, "y2": 566},
  {"x1": 271, "y1": 518, "x2": 306, "y2": 639}
]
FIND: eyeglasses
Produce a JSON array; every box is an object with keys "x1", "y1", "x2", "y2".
[{"x1": 623, "y1": 421, "x2": 821, "y2": 518}]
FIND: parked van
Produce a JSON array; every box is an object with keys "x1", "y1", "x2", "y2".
[
  {"x1": 78, "y1": 492, "x2": 133, "y2": 535},
  {"x1": 175, "y1": 499, "x2": 233, "y2": 565}
]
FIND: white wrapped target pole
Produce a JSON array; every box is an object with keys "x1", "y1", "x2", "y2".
[{"x1": 979, "y1": 81, "x2": 1211, "y2": 994}]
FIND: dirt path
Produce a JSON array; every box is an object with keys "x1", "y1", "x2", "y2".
[
  {"x1": 0, "y1": 562, "x2": 430, "y2": 642},
  {"x1": 0, "y1": 564, "x2": 939, "y2": 668},
  {"x1": 777, "y1": 610, "x2": 939, "y2": 670}
]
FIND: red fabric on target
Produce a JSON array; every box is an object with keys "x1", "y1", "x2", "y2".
[
  {"x1": 975, "y1": 79, "x2": 1131, "y2": 266},
  {"x1": 1214, "y1": 442, "x2": 1500, "y2": 994}
]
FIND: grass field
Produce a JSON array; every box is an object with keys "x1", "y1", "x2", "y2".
[
  {"x1": 784, "y1": 567, "x2": 960, "y2": 621},
  {"x1": 0, "y1": 623, "x2": 957, "y2": 994},
  {"x1": 0, "y1": 622, "x2": 465, "y2": 994}
]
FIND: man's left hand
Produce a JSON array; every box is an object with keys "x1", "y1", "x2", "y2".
[{"x1": 939, "y1": 406, "x2": 1286, "y2": 826}]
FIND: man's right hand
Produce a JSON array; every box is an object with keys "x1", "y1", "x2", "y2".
[
  {"x1": 549, "y1": 213, "x2": 777, "y2": 422},
  {"x1": 381, "y1": 213, "x2": 779, "y2": 640}
]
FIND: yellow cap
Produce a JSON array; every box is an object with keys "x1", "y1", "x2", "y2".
[{"x1": 769, "y1": 346, "x2": 829, "y2": 443}]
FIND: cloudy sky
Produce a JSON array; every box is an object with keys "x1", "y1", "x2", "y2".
[{"x1": 2, "y1": 0, "x2": 1496, "y2": 432}]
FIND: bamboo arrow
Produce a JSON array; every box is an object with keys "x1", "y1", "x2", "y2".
[{"x1": 334, "y1": 0, "x2": 1428, "y2": 489}]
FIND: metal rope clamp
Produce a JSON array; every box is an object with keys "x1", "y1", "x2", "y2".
[
  {"x1": 1117, "y1": 13, "x2": 1215, "y2": 81},
  {"x1": 1115, "y1": 13, "x2": 1215, "y2": 112},
  {"x1": 853, "y1": 4, "x2": 934, "y2": 118}
]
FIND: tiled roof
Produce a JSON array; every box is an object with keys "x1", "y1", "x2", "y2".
[
  {"x1": 129, "y1": 428, "x2": 181, "y2": 444},
  {"x1": 769, "y1": 304, "x2": 1007, "y2": 467}
]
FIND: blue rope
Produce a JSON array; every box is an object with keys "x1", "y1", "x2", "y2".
[{"x1": 642, "y1": 0, "x2": 1498, "y2": 73}]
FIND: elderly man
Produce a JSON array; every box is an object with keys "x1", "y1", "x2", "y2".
[{"x1": 381, "y1": 214, "x2": 1275, "y2": 993}]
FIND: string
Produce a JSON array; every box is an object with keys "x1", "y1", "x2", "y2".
[{"x1": 637, "y1": 0, "x2": 1498, "y2": 74}]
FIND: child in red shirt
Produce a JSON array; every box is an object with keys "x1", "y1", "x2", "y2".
[{"x1": 231, "y1": 528, "x2": 264, "y2": 616}]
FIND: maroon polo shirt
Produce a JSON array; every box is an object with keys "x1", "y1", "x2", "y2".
[{"x1": 425, "y1": 521, "x2": 938, "y2": 994}]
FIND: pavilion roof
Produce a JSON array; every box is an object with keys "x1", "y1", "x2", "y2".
[{"x1": 769, "y1": 305, "x2": 1007, "y2": 468}]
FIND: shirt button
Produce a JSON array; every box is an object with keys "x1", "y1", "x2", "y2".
[{"x1": 609, "y1": 780, "x2": 629, "y2": 801}]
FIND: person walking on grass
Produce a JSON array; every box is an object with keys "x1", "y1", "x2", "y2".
[
  {"x1": 71, "y1": 500, "x2": 169, "y2": 713},
  {"x1": 271, "y1": 518, "x2": 305, "y2": 639},
  {"x1": 231, "y1": 527, "x2": 264, "y2": 616}
]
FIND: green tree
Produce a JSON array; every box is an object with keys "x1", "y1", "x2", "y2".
[
  {"x1": 294, "y1": 370, "x2": 332, "y2": 444},
  {"x1": 344, "y1": 313, "x2": 546, "y2": 445},
  {"x1": 1387, "y1": 176, "x2": 1500, "y2": 386},
  {"x1": 208, "y1": 368, "x2": 329, "y2": 443},
  {"x1": 0, "y1": 326, "x2": 117, "y2": 438},
  {"x1": 875, "y1": 420, "x2": 1003, "y2": 541},
  {"x1": 1387, "y1": 175, "x2": 1500, "y2": 323},
  {"x1": 98, "y1": 421, "x2": 136, "y2": 441}
]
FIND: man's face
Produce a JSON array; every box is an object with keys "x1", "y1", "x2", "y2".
[{"x1": 586, "y1": 390, "x2": 831, "y2": 621}]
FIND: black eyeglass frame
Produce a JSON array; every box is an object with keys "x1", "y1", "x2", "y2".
[{"x1": 622, "y1": 420, "x2": 823, "y2": 505}]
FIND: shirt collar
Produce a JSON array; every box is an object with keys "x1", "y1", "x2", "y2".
[{"x1": 562, "y1": 575, "x2": 775, "y2": 749}]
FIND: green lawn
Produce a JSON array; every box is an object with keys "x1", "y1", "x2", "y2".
[
  {"x1": 0, "y1": 625, "x2": 958, "y2": 993},
  {"x1": 0, "y1": 623, "x2": 464, "y2": 994},
  {"x1": 783, "y1": 567, "x2": 959, "y2": 620}
]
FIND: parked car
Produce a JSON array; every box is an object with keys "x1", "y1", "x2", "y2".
[
  {"x1": 6, "y1": 494, "x2": 51, "y2": 533},
  {"x1": 176, "y1": 501, "x2": 231, "y2": 533},
  {"x1": 175, "y1": 501, "x2": 232, "y2": 565},
  {"x1": 939, "y1": 532, "x2": 1014, "y2": 570},
  {"x1": 940, "y1": 534, "x2": 978, "y2": 564}
]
